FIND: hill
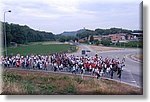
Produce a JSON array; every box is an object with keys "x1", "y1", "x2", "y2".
[
  {"x1": 1, "y1": 22, "x2": 55, "y2": 46},
  {"x1": 2, "y1": 68, "x2": 142, "y2": 95},
  {"x1": 60, "y1": 28, "x2": 86, "y2": 36},
  {"x1": 2, "y1": 21, "x2": 142, "y2": 44}
]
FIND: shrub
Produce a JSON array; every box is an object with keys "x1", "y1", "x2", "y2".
[{"x1": 65, "y1": 84, "x2": 76, "y2": 94}]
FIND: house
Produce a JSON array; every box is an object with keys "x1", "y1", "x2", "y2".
[
  {"x1": 131, "y1": 32, "x2": 143, "y2": 41},
  {"x1": 93, "y1": 35, "x2": 102, "y2": 41},
  {"x1": 88, "y1": 35, "x2": 102, "y2": 41},
  {"x1": 82, "y1": 32, "x2": 143, "y2": 44},
  {"x1": 88, "y1": 34, "x2": 128, "y2": 43},
  {"x1": 108, "y1": 33, "x2": 127, "y2": 43},
  {"x1": 79, "y1": 37, "x2": 88, "y2": 43}
]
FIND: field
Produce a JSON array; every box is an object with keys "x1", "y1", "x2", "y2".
[
  {"x1": 2, "y1": 69, "x2": 142, "y2": 95},
  {"x1": 6, "y1": 42, "x2": 77, "y2": 56}
]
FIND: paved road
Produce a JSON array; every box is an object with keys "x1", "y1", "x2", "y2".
[{"x1": 71, "y1": 44, "x2": 143, "y2": 88}]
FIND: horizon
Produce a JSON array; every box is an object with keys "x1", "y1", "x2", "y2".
[
  {"x1": 0, "y1": 0, "x2": 142, "y2": 34},
  {"x1": 1, "y1": 21, "x2": 142, "y2": 35}
]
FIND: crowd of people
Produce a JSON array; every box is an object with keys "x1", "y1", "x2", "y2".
[{"x1": 0, "y1": 53, "x2": 125, "y2": 79}]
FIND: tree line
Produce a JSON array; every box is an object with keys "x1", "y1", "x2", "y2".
[
  {"x1": 76, "y1": 28, "x2": 134, "y2": 39},
  {"x1": 57, "y1": 28, "x2": 134, "y2": 42},
  {"x1": 1, "y1": 22, "x2": 55, "y2": 46}
]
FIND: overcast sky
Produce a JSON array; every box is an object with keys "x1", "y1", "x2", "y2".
[{"x1": 0, "y1": 0, "x2": 142, "y2": 34}]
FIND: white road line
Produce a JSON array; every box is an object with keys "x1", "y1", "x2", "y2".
[
  {"x1": 126, "y1": 69, "x2": 138, "y2": 86},
  {"x1": 125, "y1": 54, "x2": 142, "y2": 64}
]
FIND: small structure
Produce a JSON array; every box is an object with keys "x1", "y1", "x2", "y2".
[
  {"x1": 131, "y1": 32, "x2": 143, "y2": 41},
  {"x1": 10, "y1": 42, "x2": 17, "y2": 47},
  {"x1": 88, "y1": 35, "x2": 102, "y2": 41}
]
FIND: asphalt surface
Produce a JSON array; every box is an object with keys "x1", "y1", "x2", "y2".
[{"x1": 70, "y1": 44, "x2": 143, "y2": 88}]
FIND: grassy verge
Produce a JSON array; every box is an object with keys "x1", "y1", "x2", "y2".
[
  {"x1": 2, "y1": 69, "x2": 142, "y2": 95},
  {"x1": 5, "y1": 42, "x2": 77, "y2": 56},
  {"x1": 109, "y1": 41, "x2": 143, "y2": 48},
  {"x1": 134, "y1": 54, "x2": 143, "y2": 61}
]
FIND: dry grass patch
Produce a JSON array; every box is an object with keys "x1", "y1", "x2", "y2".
[
  {"x1": 2, "y1": 69, "x2": 142, "y2": 95},
  {"x1": 134, "y1": 54, "x2": 143, "y2": 61},
  {"x1": 89, "y1": 45, "x2": 123, "y2": 52}
]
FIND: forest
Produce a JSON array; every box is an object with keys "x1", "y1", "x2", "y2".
[{"x1": 1, "y1": 22, "x2": 55, "y2": 46}]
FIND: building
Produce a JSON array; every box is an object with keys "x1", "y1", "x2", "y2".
[
  {"x1": 108, "y1": 33, "x2": 127, "y2": 43},
  {"x1": 88, "y1": 35, "x2": 102, "y2": 41},
  {"x1": 131, "y1": 32, "x2": 143, "y2": 41},
  {"x1": 85, "y1": 32, "x2": 143, "y2": 43},
  {"x1": 79, "y1": 37, "x2": 88, "y2": 43}
]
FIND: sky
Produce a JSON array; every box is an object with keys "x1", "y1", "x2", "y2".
[{"x1": 0, "y1": 0, "x2": 142, "y2": 34}]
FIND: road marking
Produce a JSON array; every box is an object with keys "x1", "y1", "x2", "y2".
[
  {"x1": 126, "y1": 69, "x2": 138, "y2": 86},
  {"x1": 131, "y1": 80, "x2": 136, "y2": 82},
  {"x1": 126, "y1": 54, "x2": 142, "y2": 64}
]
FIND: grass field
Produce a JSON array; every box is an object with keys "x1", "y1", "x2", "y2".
[
  {"x1": 2, "y1": 69, "x2": 142, "y2": 95},
  {"x1": 5, "y1": 42, "x2": 77, "y2": 56}
]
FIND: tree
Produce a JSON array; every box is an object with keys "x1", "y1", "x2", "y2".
[
  {"x1": 89, "y1": 35, "x2": 94, "y2": 43},
  {"x1": 94, "y1": 40, "x2": 100, "y2": 46},
  {"x1": 76, "y1": 30, "x2": 95, "y2": 39},
  {"x1": 58, "y1": 35, "x2": 77, "y2": 42},
  {"x1": 101, "y1": 37, "x2": 112, "y2": 46},
  {"x1": 1, "y1": 22, "x2": 55, "y2": 46},
  {"x1": 95, "y1": 29, "x2": 104, "y2": 35}
]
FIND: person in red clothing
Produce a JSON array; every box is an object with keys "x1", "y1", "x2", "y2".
[
  {"x1": 85, "y1": 62, "x2": 90, "y2": 71},
  {"x1": 91, "y1": 62, "x2": 96, "y2": 76},
  {"x1": 93, "y1": 62, "x2": 97, "y2": 69},
  {"x1": 16, "y1": 59, "x2": 20, "y2": 67}
]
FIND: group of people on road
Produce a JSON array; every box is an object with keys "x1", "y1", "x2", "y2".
[{"x1": 1, "y1": 53, "x2": 125, "y2": 79}]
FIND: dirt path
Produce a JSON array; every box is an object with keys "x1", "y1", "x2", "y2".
[
  {"x1": 89, "y1": 45, "x2": 123, "y2": 52},
  {"x1": 42, "y1": 41, "x2": 65, "y2": 45}
]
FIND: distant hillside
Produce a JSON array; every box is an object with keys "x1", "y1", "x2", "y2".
[
  {"x1": 2, "y1": 21, "x2": 143, "y2": 44},
  {"x1": 1, "y1": 21, "x2": 55, "y2": 46},
  {"x1": 61, "y1": 29, "x2": 86, "y2": 36},
  {"x1": 76, "y1": 28, "x2": 135, "y2": 39}
]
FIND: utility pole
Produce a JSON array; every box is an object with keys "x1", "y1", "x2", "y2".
[{"x1": 4, "y1": 10, "x2": 11, "y2": 56}]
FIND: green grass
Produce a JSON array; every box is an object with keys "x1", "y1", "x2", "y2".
[
  {"x1": 109, "y1": 41, "x2": 143, "y2": 48},
  {"x1": 5, "y1": 43, "x2": 77, "y2": 56},
  {"x1": 2, "y1": 69, "x2": 142, "y2": 95}
]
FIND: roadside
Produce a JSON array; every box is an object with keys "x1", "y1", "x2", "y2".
[
  {"x1": 127, "y1": 54, "x2": 143, "y2": 63},
  {"x1": 2, "y1": 68, "x2": 142, "y2": 95},
  {"x1": 88, "y1": 45, "x2": 123, "y2": 52}
]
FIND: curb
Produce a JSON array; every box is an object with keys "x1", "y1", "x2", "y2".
[{"x1": 127, "y1": 54, "x2": 142, "y2": 63}]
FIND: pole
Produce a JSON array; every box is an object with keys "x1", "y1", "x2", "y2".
[
  {"x1": 124, "y1": 43, "x2": 125, "y2": 49},
  {"x1": 4, "y1": 12, "x2": 7, "y2": 56},
  {"x1": 3, "y1": 10, "x2": 11, "y2": 57}
]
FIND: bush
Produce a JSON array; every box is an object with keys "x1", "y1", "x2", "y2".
[
  {"x1": 38, "y1": 84, "x2": 56, "y2": 94},
  {"x1": 94, "y1": 40, "x2": 100, "y2": 46},
  {"x1": 65, "y1": 84, "x2": 76, "y2": 94},
  {"x1": 23, "y1": 81, "x2": 35, "y2": 94},
  {"x1": 74, "y1": 77, "x2": 83, "y2": 84},
  {"x1": 3, "y1": 73, "x2": 22, "y2": 82},
  {"x1": 101, "y1": 38, "x2": 112, "y2": 46}
]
